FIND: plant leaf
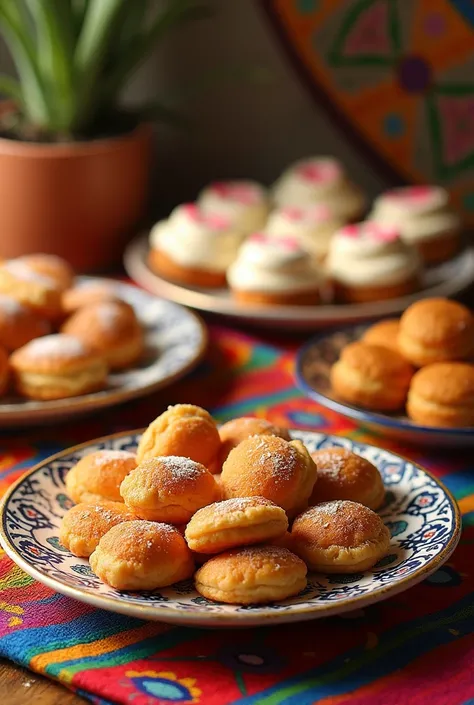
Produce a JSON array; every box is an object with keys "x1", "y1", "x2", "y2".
[{"x1": 0, "y1": 74, "x2": 23, "y2": 102}]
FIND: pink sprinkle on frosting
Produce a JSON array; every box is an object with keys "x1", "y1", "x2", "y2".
[
  {"x1": 296, "y1": 160, "x2": 341, "y2": 184},
  {"x1": 210, "y1": 181, "x2": 259, "y2": 205}
]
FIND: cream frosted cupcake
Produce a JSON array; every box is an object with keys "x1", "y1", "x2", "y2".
[
  {"x1": 198, "y1": 180, "x2": 269, "y2": 235},
  {"x1": 369, "y1": 186, "x2": 461, "y2": 264},
  {"x1": 265, "y1": 205, "x2": 343, "y2": 261},
  {"x1": 149, "y1": 203, "x2": 245, "y2": 288},
  {"x1": 227, "y1": 233, "x2": 322, "y2": 306},
  {"x1": 327, "y1": 222, "x2": 422, "y2": 303},
  {"x1": 272, "y1": 157, "x2": 366, "y2": 222}
]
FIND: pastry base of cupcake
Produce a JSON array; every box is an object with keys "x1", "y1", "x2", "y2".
[
  {"x1": 414, "y1": 231, "x2": 460, "y2": 265},
  {"x1": 148, "y1": 249, "x2": 227, "y2": 289},
  {"x1": 332, "y1": 276, "x2": 419, "y2": 304},
  {"x1": 232, "y1": 288, "x2": 320, "y2": 307}
]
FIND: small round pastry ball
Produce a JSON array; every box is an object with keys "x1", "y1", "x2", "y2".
[
  {"x1": 330, "y1": 341, "x2": 413, "y2": 411},
  {"x1": 0, "y1": 294, "x2": 50, "y2": 352},
  {"x1": 407, "y1": 362, "x2": 474, "y2": 427},
  {"x1": 62, "y1": 281, "x2": 122, "y2": 316},
  {"x1": 59, "y1": 500, "x2": 135, "y2": 557},
  {"x1": 218, "y1": 416, "x2": 291, "y2": 466},
  {"x1": 185, "y1": 497, "x2": 288, "y2": 554},
  {"x1": 136, "y1": 404, "x2": 221, "y2": 470},
  {"x1": 15, "y1": 254, "x2": 74, "y2": 291},
  {"x1": 220, "y1": 435, "x2": 317, "y2": 518},
  {"x1": 292, "y1": 501, "x2": 390, "y2": 573},
  {"x1": 362, "y1": 319, "x2": 400, "y2": 353},
  {"x1": 398, "y1": 298, "x2": 474, "y2": 366},
  {"x1": 309, "y1": 447, "x2": 385, "y2": 510},
  {"x1": 0, "y1": 345, "x2": 9, "y2": 396},
  {"x1": 0, "y1": 260, "x2": 62, "y2": 319},
  {"x1": 194, "y1": 546, "x2": 307, "y2": 604},
  {"x1": 89, "y1": 521, "x2": 194, "y2": 591},
  {"x1": 65, "y1": 449, "x2": 137, "y2": 504},
  {"x1": 120, "y1": 456, "x2": 220, "y2": 524},
  {"x1": 10, "y1": 334, "x2": 108, "y2": 400},
  {"x1": 61, "y1": 301, "x2": 144, "y2": 370}
]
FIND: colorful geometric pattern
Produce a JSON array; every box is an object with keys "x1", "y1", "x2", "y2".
[
  {"x1": 0, "y1": 324, "x2": 473, "y2": 704},
  {"x1": 263, "y1": 0, "x2": 474, "y2": 223}
]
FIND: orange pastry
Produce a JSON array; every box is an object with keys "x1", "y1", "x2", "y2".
[
  {"x1": 10, "y1": 334, "x2": 108, "y2": 400},
  {"x1": 136, "y1": 404, "x2": 221, "y2": 470},
  {"x1": 330, "y1": 341, "x2": 413, "y2": 411},
  {"x1": 65, "y1": 449, "x2": 137, "y2": 504},
  {"x1": 62, "y1": 301, "x2": 144, "y2": 370},
  {"x1": 194, "y1": 546, "x2": 307, "y2": 604},
  {"x1": 184, "y1": 497, "x2": 288, "y2": 554},
  {"x1": 15, "y1": 254, "x2": 74, "y2": 291},
  {"x1": 362, "y1": 319, "x2": 400, "y2": 353},
  {"x1": 59, "y1": 500, "x2": 135, "y2": 557},
  {"x1": 220, "y1": 435, "x2": 317, "y2": 518},
  {"x1": 309, "y1": 447, "x2": 385, "y2": 510},
  {"x1": 407, "y1": 362, "x2": 474, "y2": 428},
  {"x1": 218, "y1": 416, "x2": 290, "y2": 466},
  {"x1": 0, "y1": 294, "x2": 50, "y2": 352},
  {"x1": 120, "y1": 456, "x2": 220, "y2": 524},
  {"x1": 292, "y1": 500, "x2": 390, "y2": 573},
  {"x1": 0, "y1": 260, "x2": 62, "y2": 319},
  {"x1": 89, "y1": 521, "x2": 194, "y2": 590},
  {"x1": 62, "y1": 281, "x2": 122, "y2": 315},
  {"x1": 398, "y1": 298, "x2": 474, "y2": 366}
]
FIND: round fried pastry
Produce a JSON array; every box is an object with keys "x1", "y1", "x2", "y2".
[
  {"x1": 194, "y1": 546, "x2": 307, "y2": 604},
  {"x1": 65, "y1": 449, "x2": 137, "y2": 504},
  {"x1": 16, "y1": 254, "x2": 74, "y2": 291},
  {"x1": 0, "y1": 260, "x2": 62, "y2": 319},
  {"x1": 185, "y1": 497, "x2": 288, "y2": 554},
  {"x1": 330, "y1": 341, "x2": 413, "y2": 411},
  {"x1": 218, "y1": 416, "x2": 290, "y2": 466},
  {"x1": 62, "y1": 300, "x2": 144, "y2": 369},
  {"x1": 407, "y1": 362, "x2": 474, "y2": 427},
  {"x1": 292, "y1": 500, "x2": 390, "y2": 573},
  {"x1": 0, "y1": 294, "x2": 50, "y2": 351},
  {"x1": 120, "y1": 456, "x2": 220, "y2": 524},
  {"x1": 59, "y1": 500, "x2": 135, "y2": 557},
  {"x1": 310, "y1": 447, "x2": 385, "y2": 510},
  {"x1": 220, "y1": 435, "x2": 317, "y2": 518},
  {"x1": 62, "y1": 282, "x2": 122, "y2": 315},
  {"x1": 398, "y1": 298, "x2": 474, "y2": 366},
  {"x1": 89, "y1": 521, "x2": 194, "y2": 590},
  {"x1": 362, "y1": 319, "x2": 400, "y2": 353},
  {"x1": 136, "y1": 404, "x2": 221, "y2": 470}
]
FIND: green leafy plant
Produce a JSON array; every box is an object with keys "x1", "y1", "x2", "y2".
[{"x1": 0, "y1": 0, "x2": 211, "y2": 141}]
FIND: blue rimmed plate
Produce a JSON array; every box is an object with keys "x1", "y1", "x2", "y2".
[
  {"x1": 0, "y1": 429, "x2": 460, "y2": 627},
  {"x1": 0, "y1": 278, "x2": 207, "y2": 427},
  {"x1": 296, "y1": 326, "x2": 474, "y2": 448}
]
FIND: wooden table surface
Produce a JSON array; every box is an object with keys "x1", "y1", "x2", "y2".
[{"x1": 0, "y1": 660, "x2": 84, "y2": 703}]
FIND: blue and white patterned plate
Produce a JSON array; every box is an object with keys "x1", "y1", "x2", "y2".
[
  {"x1": 296, "y1": 327, "x2": 474, "y2": 448},
  {"x1": 0, "y1": 429, "x2": 460, "y2": 627},
  {"x1": 0, "y1": 278, "x2": 207, "y2": 426}
]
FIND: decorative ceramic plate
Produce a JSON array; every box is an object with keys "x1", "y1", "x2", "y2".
[
  {"x1": 0, "y1": 429, "x2": 460, "y2": 627},
  {"x1": 296, "y1": 327, "x2": 474, "y2": 448},
  {"x1": 0, "y1": 278, "x2": 207, "y2": 426},
  {"x1": 124, "y1": 235, "x2": 474, "y2": 330}
]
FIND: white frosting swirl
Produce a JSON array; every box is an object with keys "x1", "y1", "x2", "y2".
[
  {"x1": 227, "y1": 233, "x2": 322, "y2": 292},
  {"x1": 150, "y1": 203, "x2": 244, "y2": 272},
  {"x1": 326, "y1": 222, "x2": 421, "y2": 286},
  {"x1": 265, "y1": 205, "x2": 342, "y2": 258},
  {"x1": 198, "y1": 180, "x2": 269, "y2": 235},
  {"x1": 272, "y1": 157, "x2": 366, "y2": 221},
  {"x1": 370, "y1": 186, "x2": 461, "y2": 244}
]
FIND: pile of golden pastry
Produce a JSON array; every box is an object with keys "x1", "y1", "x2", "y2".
[
  {"x1": 330, "y1": 297, "x2": 474, "y2": 428},
  {"x1": 60, "y1": 404, "x2": 391, "y2": 605},
  {"x1": 0, "y1": 254, "x2": 144, "y2": 401}
]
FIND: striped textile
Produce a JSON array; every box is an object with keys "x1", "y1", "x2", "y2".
[{"x1": 0, "y1": 325, "x2": 472, "y2": 705}]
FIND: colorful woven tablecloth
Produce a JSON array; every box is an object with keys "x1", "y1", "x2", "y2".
[{"x1": 0, "y1": 324, "x2": 473, "y2": 705}]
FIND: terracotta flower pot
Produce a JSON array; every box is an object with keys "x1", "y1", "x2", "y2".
[{"x1": 0, "y1": 122, "x2": 153, "y2": 271}]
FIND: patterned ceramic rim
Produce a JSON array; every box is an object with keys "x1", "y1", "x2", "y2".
[
  {"x1": 0, "y1": 429, "x2": 462, "y2": 625},
  {"x1": 295, "y1": 327, "x2": 474, "y2": 438},
  {"x1": 0, "y1": 279, "x2": 208, "y2": 426},
  {"x1": 124, "y1": 235, "x2": 474, "y2": 329}
]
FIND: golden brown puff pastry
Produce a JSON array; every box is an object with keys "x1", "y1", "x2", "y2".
[
  {"x1": 407, "y1": 362, "x2": 474, "y2": 427},
  {"x1": 60, "y1": 500, "x2": 135, "y2": 557},
  {"x1": 65, "y1": 449, "x2": 137, "y2": 504}
]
